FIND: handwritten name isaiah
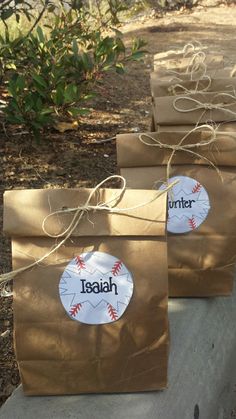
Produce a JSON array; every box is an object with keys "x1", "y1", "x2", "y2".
[{"x1": 80, "y1": 277, "x2": 118, "y2": 295}]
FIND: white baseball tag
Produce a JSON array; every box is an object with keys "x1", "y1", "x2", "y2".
[
  {"x1": 59, "y1": 251, "x2": 134, "y2": 325},
  {"x1": 160, "y1": 175, "x2": 210, "y2": 234}
]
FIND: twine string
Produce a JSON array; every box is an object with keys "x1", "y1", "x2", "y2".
[
  {"x1": 182, "y1": 41, "x2": 204, "y2": 57},
  {"x1": 168, "y1": 43, "x2": 209, "y2": 83},
  {"x1": 182, "y1": 42, "x2": 195, "y2": 57},
  {"x1": 173, "y1": 93, "x2": 236, "y2": 118},
  {"x1": 0, "y1": 175, "x2": 177, "y2": 288},
  {"x1": 169, "y1": 75, "x2": 212, "y2": 96},
  {"x1": 185, "y1": 51, "x2": 206, "y2": 74},
  {"x1": 167, "y1": 61, "x2": 206, "y2": 79},
  {"x1": 139, "y1": 125, "x2": 222, "y2": 181}
]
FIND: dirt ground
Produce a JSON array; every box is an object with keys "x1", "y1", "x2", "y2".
[{"x1": 1, "y1": 2, "x2": 236, "y2": 412}]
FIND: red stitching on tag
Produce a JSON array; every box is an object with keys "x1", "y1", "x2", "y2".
[
  {"x1": 69, "y1": 303, "x2": 82, "y2": 317},
  {"x1": 192, "y1": 182, "x2": 201, "y2": 193},
  {"x1": 107, "y1": 304, "x2": 118, "y2": 321},
  {"x1": 188, "y1": 217, "x2": 196, "y2": 230},
  {"x1": 75, "y1": 256, "x2": 86, "y2": 270},
  {"x1": 111, "y1": 260, "x2": 122, "y2": 276}
]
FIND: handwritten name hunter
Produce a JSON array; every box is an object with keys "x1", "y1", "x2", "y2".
[
  {"x1": 168, "y1": 197, "x2": 196, "y2": 209},
  {"x1": 80, "y1": 277, "x2": 118, "y2": 295}
]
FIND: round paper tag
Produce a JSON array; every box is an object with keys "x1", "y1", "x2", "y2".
[
  {"x1": 59, "y1": 251, "x2": 134, "y2": 325},
  {"x1": 160, "y1": 176, "x2": 211, "y2": 234}
]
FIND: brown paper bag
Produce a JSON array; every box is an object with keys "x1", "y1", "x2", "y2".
[
  {"x1": 153, "y1": 47, "x2": 205, "y2": 62},
  {"x1": 153, "y1": 92, "x2": 236, "y2": 126},
  {"x1": 117, "y1": 128, "x2": 236, "y2": 297},
  {"x1": 150, "y1": 72, "x2": 236, "y2": 97},
  {"x1": 3, "y1": 187, "x2": 169, "y2": 395},
  {"x1": 152, "y1": 45, "x2": 208, "y2": 63},
  {"x1": 153, "y1": 54, "x2": 224, "y2": 72},
  {"x1": 152, "y1": 67, "x2": 234, "y2": 82}
]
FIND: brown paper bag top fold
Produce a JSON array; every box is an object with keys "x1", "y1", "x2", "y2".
[
  {"x1": 153, "y1": 47, "x2": 206, "y2": 62},
  {"x1": 117, "y1": 128, "x2": 236, "y2": 168},
  {"x1": 150, "y1": 73, "x2": 236, "y2": 97},
  {"x1": 153, "y1": 54, "x2": 224, "y2": 72},
  {"x1": 151, "y1": 67, "x2": 234, "y2": 82},
  {"x1": 153, "y1": 92, "x2": 236, "y2": 125},
  {"x1": 3, "y1": 188, "x2": 167, "y2": 238}
]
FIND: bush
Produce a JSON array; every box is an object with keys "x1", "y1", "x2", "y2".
[{"x1": 1, "y1": 4, "x2": 146, "y2": 139}]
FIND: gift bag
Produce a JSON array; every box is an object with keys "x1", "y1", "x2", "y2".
[
  {"x1": 153, "y1": 54, "x2": 224, "y2": 72},
  {"x1": 152, "y1": 92, "x2": 236, "y2": 126},
  {"x1": 117, "y1": 128, "x2": 236, "y2": 297},
  {"x1": 150, "y1": 72, "x2": 236, "y2": 98},
  {"x1": 3, "y1": 187, "x2": 169, "y2": 395},
  {"x1": 151, "y1": 67, "x2": 235, "y2": 84}
]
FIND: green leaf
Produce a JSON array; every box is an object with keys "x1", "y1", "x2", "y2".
[
  {"x1": 132, "y1": 38, "x2": 147, "y2": 52},
  {"x1": 102, "y1": 64, "x2": 112, "y2": 71},
  {"x1": 1, "y1": 9, "x2": 14, "y2": 21},
  {"x1": 37, "y1": 114, "x2": 52, "y2": 124},
  {"x1": 53, "y1": 85, "x2": 64, "y2": 106},
  {"x1": 41, "y1": 108, "x2": 53, "y2": 115},
  {"x1": 9, "y1": 100, "x2": 20, "y2": 111},
  {"x1": 83, "y1": 93, "x2": 96, "y2": 101},
  {"x1": 23, "y1": 9, "x2": 32, "y2": 21},
  {"x1": 115, "y1": 63, "x2": 125, "y2": 74},
  {"x1": 72, "y1": 39, "x2": 79, "y2": 55},
  {"x1": 36, "y1": 97, "x2": 43, "y2": 111},
  {"x1": 113, "y1": 38, "x2": 125, "y2": 54},
  {"x1": 32, "y1": 74, "x2": 48, "y2": 89},
  {"x1": 68, "y1": 107, "x2": 90, "y2": 116},
  {"x1": 64, "y1": 84, "x2": 78, "y2": 103},
  {"x1": 80, "y1": 53, "x2": 91, "y2": 70},
  {"x1": 7, "y1": 80, "x2": 19, "y2": 99},
  {"x1": 36, "y1": 26, "x2": 45, "y2": 43},
  {"x1": 47, "y1": 5, "x2": 56, "y2": 13},
  {"x1": 24, "y1": 96, "x2": 34, "y2": 112},
  {"x1": 16, "y1": 76, "x2": 25, "y2": 91},
  {"x1": 6, "y1": 114, "x2": 25, "y2": 124},
  {"x1": 128, "y1": 51, "x2": 145, "y2": 61},
  {"x1": 34, "y1": 85, "x2": 47, "y2": 99}
]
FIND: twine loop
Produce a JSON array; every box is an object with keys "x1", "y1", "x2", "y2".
[{"x1": 168, "y1": 75, "x2": 212, "y2": 96}]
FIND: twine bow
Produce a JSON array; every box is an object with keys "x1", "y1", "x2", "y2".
[
  {"x1": 139, "y1": 125, "x2": 222, "y2": 181},
  {"x1": 173, "y1": 93, "x2": 236, "y2": 123},
  {"x1": 0, "y1": 175, "x2": 177, "y2": 290}
]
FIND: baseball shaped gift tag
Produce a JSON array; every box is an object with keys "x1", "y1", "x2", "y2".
[
  {"x1": 160, "y1": 176, "x2": 211, "y2": 234},
  {"x1": 59, "y1": 251, "x2": 134, "y2": 325}
]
